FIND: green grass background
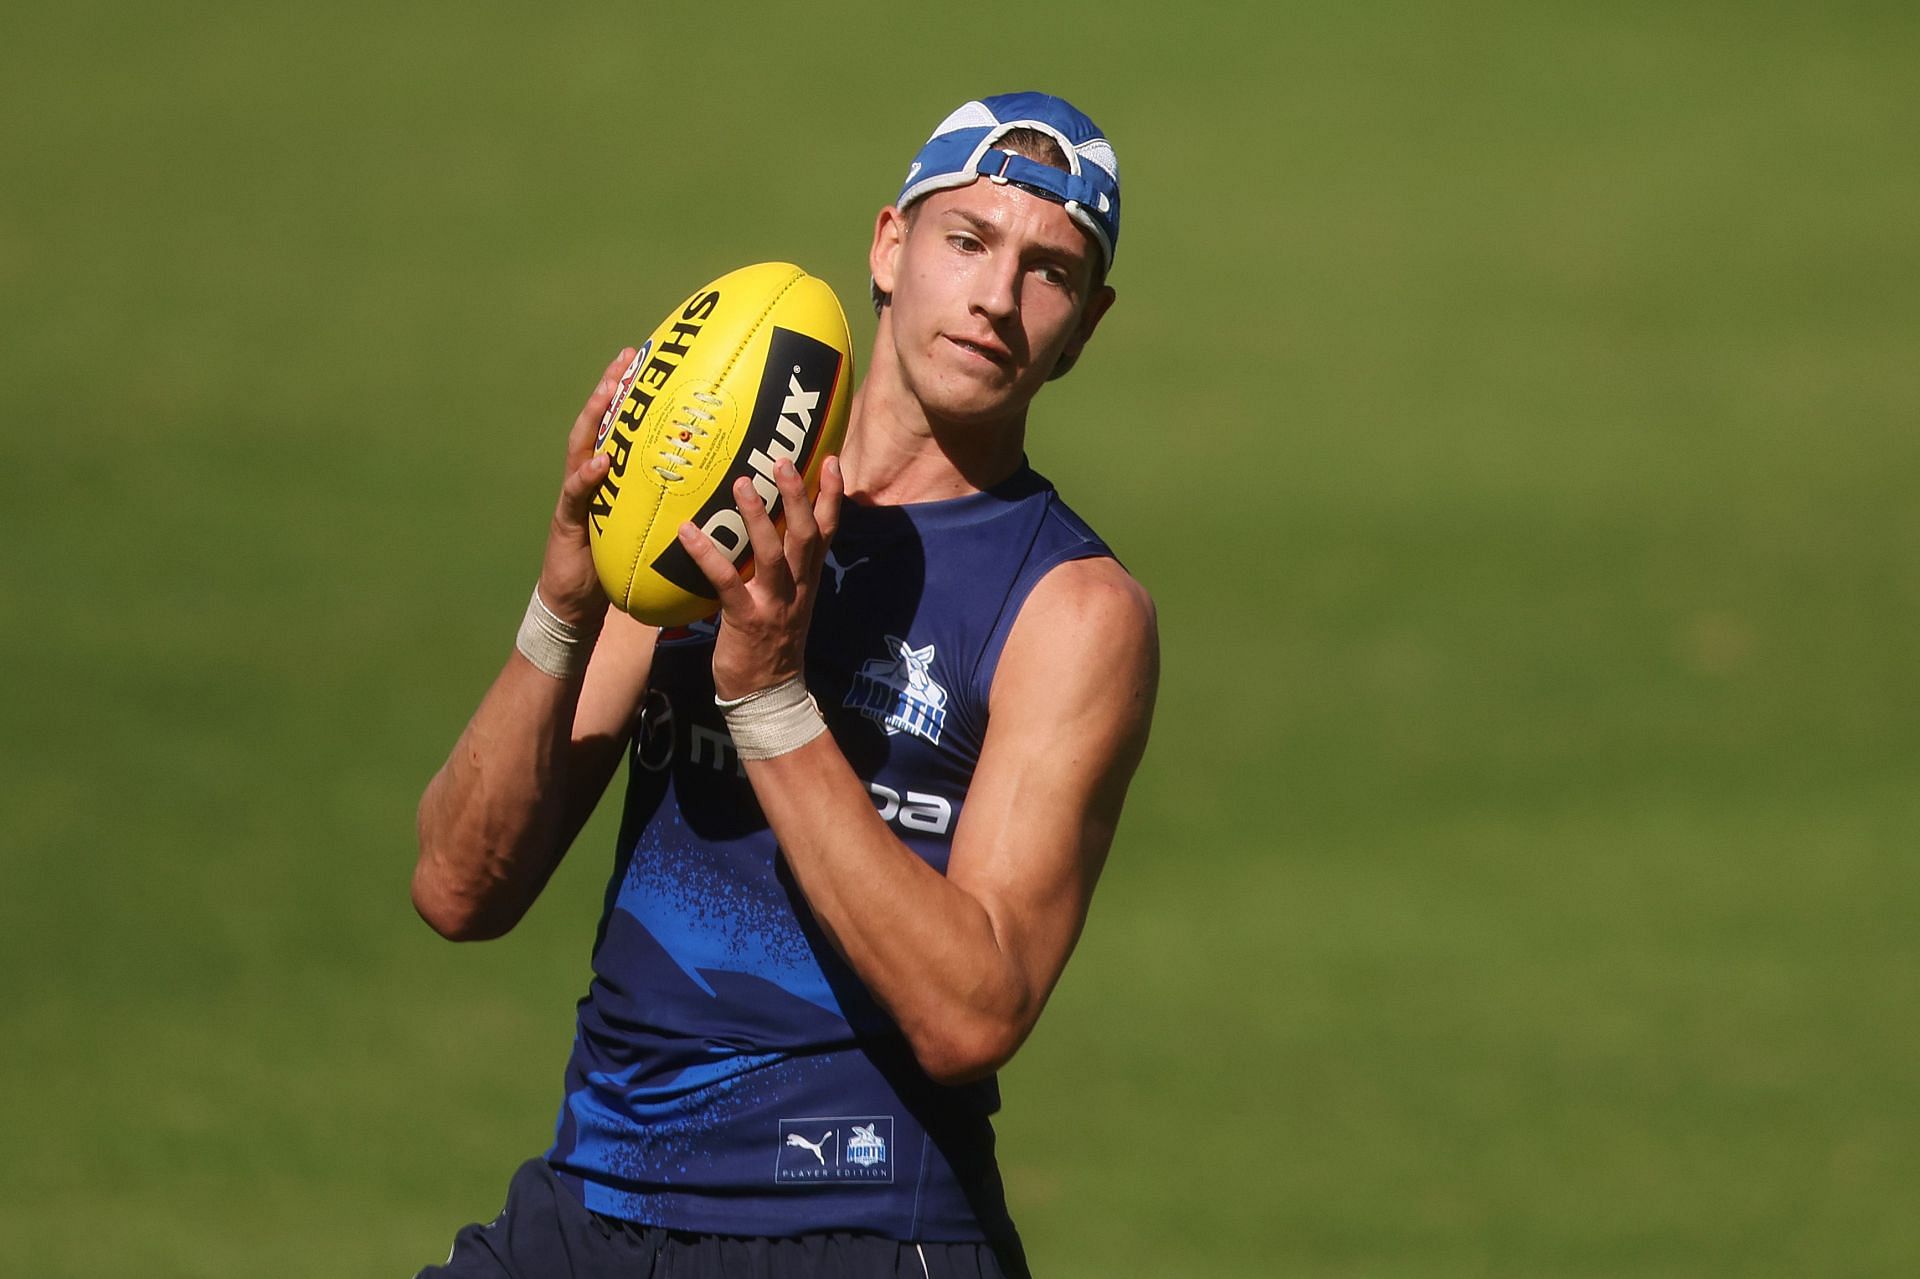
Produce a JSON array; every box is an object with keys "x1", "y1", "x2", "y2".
[{"x1": 3, "y1": 2, "x2": 1916, "y2": 1274}]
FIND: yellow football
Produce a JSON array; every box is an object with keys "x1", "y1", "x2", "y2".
[{"x1": 587, "y1": 262, "x2": 854, "y2": 626}]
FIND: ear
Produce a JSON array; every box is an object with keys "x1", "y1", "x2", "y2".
[
  {"x1": 869, "y1": 205, "x2": 909, "y2": 299},
  {"x1": 1062, "y1": 283, "x2": 1117, "y2": 366}
]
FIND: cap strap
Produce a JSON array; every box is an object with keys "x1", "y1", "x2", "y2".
[{"x1": 972, "y1": 151, "x2": 1103, "y2": 209}]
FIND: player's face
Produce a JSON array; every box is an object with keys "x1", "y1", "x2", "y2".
[{"x1": 870, "y1": 179, "x2": 1115, "y2": 424}]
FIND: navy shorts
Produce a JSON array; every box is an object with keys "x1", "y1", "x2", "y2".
[{"x1": 419, "y1": 1159, "x2": 1028, "y2": 1279}]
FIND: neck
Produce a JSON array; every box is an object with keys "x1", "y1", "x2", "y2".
[{"x1": 838, "y1": 328, "x2": 1030, "y2": 507}]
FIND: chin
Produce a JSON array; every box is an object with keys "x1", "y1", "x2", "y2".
[
  {"x1": 915, "y1": 359, "x2": 1053, "y2": 425},
  {"x1": 918, "y1": 379, "x2": 1031, "y2": 427}
]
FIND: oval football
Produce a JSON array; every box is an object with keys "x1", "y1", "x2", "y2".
[{"x1": 587, "y1": 262, "x2": 855, "y2": 627}]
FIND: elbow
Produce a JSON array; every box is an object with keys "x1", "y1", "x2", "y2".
[
  {"x1": 411, "y1": 826, "x2": 518, "y2": 943},
  {"x1": 410, "y1": 869, "x2": 511, "y2": 942},
  {"x1": 413, "y1": 782, "x2": 523, "y2": 942},
  {"x1": 909, "y1": 1016, "x2": 1028, "y2": 1087},
  {"x1": 408, "y1": 875, "x2": 495, "y2": 937},
  {"x1": 411, "y1": 885, "x2": 469, "y2": 940}
]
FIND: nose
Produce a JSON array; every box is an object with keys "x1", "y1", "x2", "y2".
[{"x1": 970, "y1": 250, "x2": 1020, "y2": 324}]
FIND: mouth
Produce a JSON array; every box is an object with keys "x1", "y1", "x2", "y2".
[{"x1": 945, "y1": 335, "x2": 1012, "y2": 368}]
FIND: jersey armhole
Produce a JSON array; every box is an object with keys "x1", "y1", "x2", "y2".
[{"x1": 971, "y1": 541, "x2": 1116, "y2": 709}]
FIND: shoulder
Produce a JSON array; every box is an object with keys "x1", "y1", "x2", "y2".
[
  {"x1": 1019, "y1": 555, "x2": 1155, "y2": 644},
  {"x1": 991, "y1": 555, "x2": 1158, "y2": 727}
]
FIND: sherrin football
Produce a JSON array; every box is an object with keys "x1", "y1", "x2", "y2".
[{"x1": 588, "y1": 262, "x2": 854, "y2": 626}]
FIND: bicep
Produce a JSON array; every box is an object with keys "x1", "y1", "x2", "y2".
[{"x1": 946, "y1": 559, "x2": 1159, "y2": 1002}]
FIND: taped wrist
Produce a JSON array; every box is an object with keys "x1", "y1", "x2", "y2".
[
  {"x1": 715, "y1": 676, "x2": 827, "y2": 760},
  {"x1": 515, "y1": 587, "x2": 595, "y2": 680}
]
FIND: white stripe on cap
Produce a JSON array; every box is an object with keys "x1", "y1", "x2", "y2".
[
  {"x1": 925, "y1": 99, "x2": 999, "y2": 140},
  {"x1": 1077, "y1": 138, "x2": 1119, "y2": 181}
]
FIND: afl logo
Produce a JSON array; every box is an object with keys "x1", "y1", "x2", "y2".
[{"x1": 595, "y1": 339, "x2": 652, "y2": 450}]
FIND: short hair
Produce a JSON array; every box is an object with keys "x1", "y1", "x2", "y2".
[
  {"x1": 993, "y1": 126, "x2": 1070, "y2": 170},
  {"x1": 877, "y1": 126, "x2": 1104, "y2": 379}
]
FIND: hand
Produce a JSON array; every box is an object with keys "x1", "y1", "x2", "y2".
[
  {"x1": 676, "y1": 456, "x2": 844, "y2": 700},
  {"x1": 538, "y1": 348, "x2": 636, "y2": 630}
]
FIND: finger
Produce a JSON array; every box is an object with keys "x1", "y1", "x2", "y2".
[
  {"x1": 676, "y1": 520, "x2": 756, "y2": 615},
  {"x1": 776, "y1": 460, "x2": 817, "y2": 551},
  {"x1": 814, "y1": 456, "x2": 845, "y2": 548},
  {"x1": 555, "y1": 452, "x2": 612, "y2": 531},
  {"x1": 735, "y1": 476, "x2": 794, "y2": 593},
  {"x1": 569, "y1": 348, "x2": 638, "y2": 459},
  {"x1": 573, "y1": 350, "x2": 631, "y2": 434}
]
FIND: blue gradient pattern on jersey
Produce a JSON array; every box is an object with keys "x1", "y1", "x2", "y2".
[
  {"x1": 616, "y1": 810, "x2": 842, "y2": 1016},
  {"x1": 566, "y1": 1051, "x2": 784, "y2": 1179},
  {"x1": 547, "y1": 465, "x2": 1111, "y2": 1247}
]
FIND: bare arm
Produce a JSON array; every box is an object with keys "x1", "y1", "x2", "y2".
[
  {"x1": 748, "y1": 560, "x2": 1155, "y2": 1082},
  {"x1": 412, "y1": 350, "x2": 659, "y2": 941},
  {"x1": 679, "y1": 462, "x2": 1159, "y2": 1083}
]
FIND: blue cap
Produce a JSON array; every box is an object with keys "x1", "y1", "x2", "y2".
[{"x1": 895, "y1": 91, "x2": 1121, "y2": 272}]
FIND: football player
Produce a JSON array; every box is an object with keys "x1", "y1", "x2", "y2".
[{"x1": 414, "y1": 92, "x2": 1157, "y2": 1279}]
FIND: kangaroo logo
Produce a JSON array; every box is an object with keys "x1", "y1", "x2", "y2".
[
  {"x1": 784, "y1": 1130, "x2": 832, "y2": 1167},
  {"x1": 846, "y1": 1123, "x2": 887, "y2": 1168},
  {"x1": 844, "y1": 636, "x2": 949, "y2": 745}
]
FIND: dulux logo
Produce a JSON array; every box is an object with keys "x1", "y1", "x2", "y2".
[
  {"x1": 647, "y1": 327, "x2": 843, "y2": 599},
  {"x1": 698, "y1": 370, "x2": 821, "y2": 556}
]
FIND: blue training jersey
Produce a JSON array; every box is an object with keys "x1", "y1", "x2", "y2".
[{"x1": 546, "y1": 464, "x2": 1112, "y2": 1249}]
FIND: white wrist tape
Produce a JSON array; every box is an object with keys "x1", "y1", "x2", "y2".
[
  {"x1": 514, "y1": 587, "x2": 594, "y2": 680},
  {"x1": 715, "y1": 676, "x2": 827, "y2": 760}
]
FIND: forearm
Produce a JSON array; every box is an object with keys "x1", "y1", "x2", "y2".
[
  {"x1": 745, "y1": 737, "x2": 1038, "y2": 1083},
  {"x1": 412, "y1": 347, "x2": 650, "y2": 939},
  {"x1": 414, "y1": 649, "x2": 603, "y2": 940}
]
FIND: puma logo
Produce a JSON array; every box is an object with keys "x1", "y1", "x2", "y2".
[
  {"x1": 824, "y1": 551, "x2": 869, "y2": 592},
  {"x1": 785, "y1": 1130, "x2": 833, "y2": 1166}
]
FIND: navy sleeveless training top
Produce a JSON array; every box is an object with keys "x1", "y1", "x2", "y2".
[{"x1": 545, "y1": 464, "x2": 1111, "y2": 1251}]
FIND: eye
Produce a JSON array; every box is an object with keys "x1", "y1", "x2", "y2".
[
  {"x1": 948, "y1": 232, "x2": 984, "y2": 254},
  {"x1": 1036, "y1": 262, "x2": 1073, "y2": 288}
]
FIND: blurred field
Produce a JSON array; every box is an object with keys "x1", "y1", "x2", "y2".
[{"x1": 3, "y1": 2, "x2": 1917, "y2": 1275}]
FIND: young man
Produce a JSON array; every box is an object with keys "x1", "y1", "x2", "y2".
[{"x1": 413, "y1": 92, "x2": 1158, "y2": 1279}]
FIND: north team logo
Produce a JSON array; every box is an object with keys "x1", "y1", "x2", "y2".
[
  {"x1": 846, "y1": 1122, "x2": 887, "y2": 1168},
  {"x1": 844, "y1": 637, "x2": 948, "y2": 745},
  {"x1": 775, "y1": 1116, "x2": 894, "y2": 1184}
]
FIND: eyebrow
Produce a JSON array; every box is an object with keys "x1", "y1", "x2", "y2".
[{"x1": 943, "y1": 207, "x2": 1089, "y2": 266}]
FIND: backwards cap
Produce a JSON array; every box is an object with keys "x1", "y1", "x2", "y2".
[{"x1": 894, "y1": 91, "x2": 1121, "y2": 271}]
